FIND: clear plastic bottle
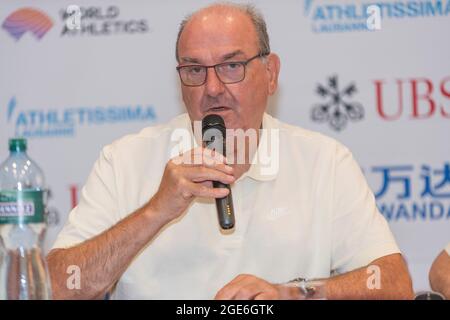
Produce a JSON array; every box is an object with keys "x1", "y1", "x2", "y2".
[{"x1": 0, "y1": 138, "x2": 52, "y2": 300}]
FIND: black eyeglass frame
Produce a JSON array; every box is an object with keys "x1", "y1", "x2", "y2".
[{"x1": 176, "y1": 51, "x2": 270, "y2": 87}]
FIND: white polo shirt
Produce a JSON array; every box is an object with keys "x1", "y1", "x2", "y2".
[{"x1": 52, "y1": 113, "x2": 400, "y2": 299}]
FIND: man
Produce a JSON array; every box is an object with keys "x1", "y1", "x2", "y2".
[
  {"x1": 429, "y1": 243, "x2": 450, "y2": 299},
  {"x1": 47, "y1": 3, "x2": 413, "y2": 299}
]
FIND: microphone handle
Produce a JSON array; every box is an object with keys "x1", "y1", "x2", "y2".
[{"x1": 213, "y1": 181, "x2": 235, "y2": 229}]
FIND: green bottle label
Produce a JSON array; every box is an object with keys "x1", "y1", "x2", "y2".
[{"x1": 0, "y1": 190, "x2": 45, "y2": 224}]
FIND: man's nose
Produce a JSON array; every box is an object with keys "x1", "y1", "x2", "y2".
[{"x1": 204, "y1": 67, "x2": 225, "y2": 97}]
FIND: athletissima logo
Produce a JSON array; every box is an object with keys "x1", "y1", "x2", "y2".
[
  {"x1": 6, "y1": 97, "x2": 157, "y2": 138},
  {"x1": 304, "y1": 0, "x2": 450, "y2": 33}
]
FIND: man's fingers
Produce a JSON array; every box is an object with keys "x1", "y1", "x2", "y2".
[
  {"x1": 188, "y1": 182, "x2": 229, "y2": 199},
  {"x1": 215, "y1": 275, "x2": 257, "y2": 300},
  {"x1": 207, "y1": 162, "x2": 234, "y2": 175},
  {"x1": 217, "y1": 283, "x2": 279, "y2": 300},
  {"x1": 215, "y1": 275, "x2": 280, "y2": 300},
  {"x1": 254, "y1": 292, "x2": 278, "y2": 300},
  {"x1": 215, "y1": 283, "x2": 241, "y2": 300},
  {"x1": 177, "y1": 148, "x2": 231, "y2": 168},
  {"x1": 199, "y1": 181, "x2": 212, "y2": 188},
  {"x1": 193, "y1": 147, "x2": 228, "y2": 164},
  {"x1": 186, "y1": 166, "x2": 235, "y2": 184},
  {"x1": 233, "y1": 284, "x2": 266, "y2": 300}
]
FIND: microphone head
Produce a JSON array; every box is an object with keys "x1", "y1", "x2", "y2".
[
  {"x1": 202, "y1": 114, "x2": 225, "y2": 135},
  {"x1": 202, "y1": 114, "x2": 226, "y2": 153}
]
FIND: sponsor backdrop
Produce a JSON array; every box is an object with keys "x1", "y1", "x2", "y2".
[{"x1": 1, "y1": 0, "x2": 449, "y2": 293}]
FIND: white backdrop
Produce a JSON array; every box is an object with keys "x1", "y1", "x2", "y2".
[{"x1": 1, "y1": 0, "x2": 449, "y2": 293}]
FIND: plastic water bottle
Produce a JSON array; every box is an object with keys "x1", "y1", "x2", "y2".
[{"x1": 0, "y1": 138, "x2": 52, "y2": 300}]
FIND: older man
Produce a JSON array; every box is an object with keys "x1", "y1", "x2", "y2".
[{"x1": 47, "y1": 3, "x2": 413, "y2": 299}]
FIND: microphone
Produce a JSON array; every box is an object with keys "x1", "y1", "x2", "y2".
[{"x1": 202, "y1": 114, "x2": 235, "y2": 230}]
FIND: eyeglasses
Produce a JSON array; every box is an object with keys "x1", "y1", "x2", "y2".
[{"x1": 176, "y1": 52, "x2": 270, "y2": 87}]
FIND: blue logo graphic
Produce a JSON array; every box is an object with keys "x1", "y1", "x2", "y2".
[
  {"x1": 7, "y1": 97, "x2": 16, "y2": 122},
  {"x1": 5, "y1": 97, "x2": 157, "y2": 138},
  {"x1": 369, "y1": 163, "x2": 450, "y2": 221},
  {"x1": 304, "y1": 0, "x2": 314, "y2": 16},
  {"x1": 304, "y1": 0, "x2": 450, "y2": 33}
]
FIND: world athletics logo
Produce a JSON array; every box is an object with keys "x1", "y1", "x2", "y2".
[{"x1": 2, "y1": 7, "x2": 53, "y2": 40}]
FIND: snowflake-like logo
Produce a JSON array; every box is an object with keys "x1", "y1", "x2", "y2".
[{"x1": 311, "y1": 75, "x2": 364, "y2": 131}]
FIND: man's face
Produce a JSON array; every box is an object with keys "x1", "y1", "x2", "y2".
[{"x1": 177, "y1": 8, "x2": 279, "y2": 132}]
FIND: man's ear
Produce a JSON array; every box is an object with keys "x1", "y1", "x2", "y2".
[{"x1": 266, "y1": 53, "x2": 280, "y2": 95}]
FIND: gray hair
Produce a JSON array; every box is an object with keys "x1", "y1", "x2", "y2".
[{"x1": 175, "y1": 2, "x2": 271, "y2": 62}]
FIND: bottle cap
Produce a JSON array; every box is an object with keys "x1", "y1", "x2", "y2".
[{"x1": 9, "y1": 138, "x2": 27, "y2": 152}]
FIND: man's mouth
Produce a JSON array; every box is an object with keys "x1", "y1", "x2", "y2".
[{"x1": 207, "y1": 106, "x2": 231, "y2": 112}]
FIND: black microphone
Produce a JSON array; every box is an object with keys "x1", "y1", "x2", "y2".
[{"x1": 202, "y1": 114, "x2": 235, "y2": 230}]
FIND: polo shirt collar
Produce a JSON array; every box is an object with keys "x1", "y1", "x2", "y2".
[{"x1": 239, "y1": 113, "x2": 278, "y2": 182}]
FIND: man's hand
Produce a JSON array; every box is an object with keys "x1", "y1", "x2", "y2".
[
  {"x1": 47, "y1": 147, "x2": 235, "y2": 299},
  {"x1": 148, "y1": 147, "x2": 235, "y2": 222},
  {"x1": 215, "y1": 274, "x2": 285, "y2": 300},
  {"x1": 215, "y1": 254, "x2": 414, "y2": 300}
]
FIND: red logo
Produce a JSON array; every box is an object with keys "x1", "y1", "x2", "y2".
[{"x1": 374, "y1": 77, "x2": 450, "y2": 120}]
